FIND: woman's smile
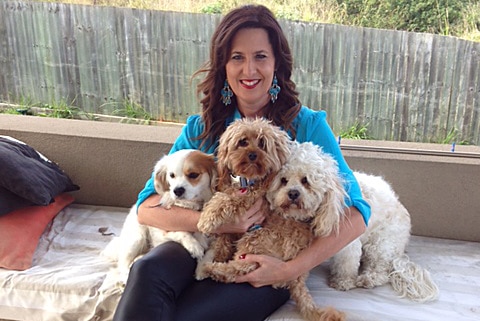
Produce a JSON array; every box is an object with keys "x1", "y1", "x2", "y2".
[{"x1": 241, "y1": 79, "x2": 261, "y2": 88}]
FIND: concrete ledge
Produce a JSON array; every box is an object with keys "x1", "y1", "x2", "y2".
[
  {"x1": 342, "y1": 144, "x2": 480, "y2": 242},
  {"x1": 1, "y1": 114, "x2": 479, "y2": 242}
]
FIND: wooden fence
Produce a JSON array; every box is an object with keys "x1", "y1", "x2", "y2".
[{"x1": 0, "y1": 1, "x2": 479, "y2": 144}]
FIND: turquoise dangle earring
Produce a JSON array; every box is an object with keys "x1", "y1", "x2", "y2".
[
  {"x1": 269, "y1": 73, "x2": 281, "y2": 103},
  {"x1": 221, "y1": 79, "x2": 233, "y2": 106}
]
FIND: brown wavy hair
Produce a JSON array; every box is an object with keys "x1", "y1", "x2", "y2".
[{"x1": 193, "y1": 4, "x2": 301, "y2": 150}]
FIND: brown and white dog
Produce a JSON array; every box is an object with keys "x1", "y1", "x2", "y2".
[{"x1": 104, "y1": 149, "x2": 217, "y2": 285}]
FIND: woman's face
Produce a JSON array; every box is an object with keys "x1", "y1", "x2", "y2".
[{"x1": 225, "y1": 28, "x2": 276, "y2": 118}]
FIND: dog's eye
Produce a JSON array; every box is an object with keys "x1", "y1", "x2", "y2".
[
  {"x1": 188, "y1": 172, "x2": 199, "y2": 179},
  {"x1": 238, "y1": 138, "x2": 248, "y2": 147},
  {"x1": 280, "y1": 177, "x2": 288, "y2": 185},
  {"x1": 258, "y1": 137, "x2": 266, "y2": 150},
  {"x1": 169, "y1": 173, "x2": 175, "y2": 179},
  {"x1": 301, "y1": 177, "x2": 308, "y2": 185}
]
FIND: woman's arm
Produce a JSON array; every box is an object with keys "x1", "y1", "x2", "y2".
[
  {"x1": 234, "y1": 206, "x2": 366, "y2": 287},
  {"x1": 137, "y1": 194, "x2": 266, "y2": 234},
  {"x1": 137, "y1": 194, "x2": 201, "y2": 232}
]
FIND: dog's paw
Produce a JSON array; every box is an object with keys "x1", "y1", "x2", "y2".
[
  {"x1": 195, "y1": 262, "x2": 213, "y2": 280},
  {"x1": 195, "y1": 248, "x2": 215, "y2": 280},
  {"x1": 159, "y1": 193, "x2": 175, "y2": 209},
  {"x1": 116, "y1": 276, "x2": 128, "y2": 290},
  {"x1": 321, "y1": 307, "x2": 346, "y2": 321},
  {"x1": 197, "y1": 214, "x2": 223, "y2": 234},
  {"x1": 109, "y1": 266, "x2": 130, "y2": 291},
  {"x1": 304, "y1": 307, "x2": 346, "y2": 321},
  {"x1": 176, "y1": 200, "x2": 203, "y2": 211},
  {"x1": 329, "y1": 276, "x2": 357, "y2": 291},
  {"x1": 198, "y1": 192, "x2": 238, "y2": 233},
  {"x1": 185, "y1": 243, "x2": 206, "y2": 260},
  {"x1": 159, "y1": 200, "x2": 173, "y2": 209},
  {"x1": 356, "y1": 272, "x2": 389, "y2": 289}
]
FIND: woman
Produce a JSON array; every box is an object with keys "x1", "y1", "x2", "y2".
[{"x1": 113, "y1": 5, "x2": 370, "y2": 321}]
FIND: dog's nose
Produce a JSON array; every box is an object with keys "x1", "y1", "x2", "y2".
[
  {"x1": 248, "y1": 152, "x2": 257, "y2": 161},
  {"x1": 288, "y1": 189, "x2": 300, "y2": 200},
  {"x1": 174, "y1": 187, "x2": 185, "y2": 197}
]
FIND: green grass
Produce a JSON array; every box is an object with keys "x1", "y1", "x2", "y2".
[
  {"x1": 433, "y1": 127, "x2": 472, "y2": 145},
  {"x1": 0, "y1": 97, "x2": 154, "y2": 122},
  {"x1": 111, "y1": 100, "x2": 153, "y2": 121},
  {"x1": 0, "y1": 98, "x2": 95, "y2": 120},
  {"x1": 0, "y1": 106, "x2": 28, "y2": 115},
  {"x1": 339, "y1": 122, "x2": 373, "y2": 140}
]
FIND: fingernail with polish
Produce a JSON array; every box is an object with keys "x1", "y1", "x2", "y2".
[{"x1": 239, "y1": 254, "x2": 246, "y2": 259}]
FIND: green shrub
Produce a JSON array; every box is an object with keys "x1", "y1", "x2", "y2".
[
  {"x1": 339, "y1": 122, "x2": 373, "y2": 140},
  {"x1": 337, "y1": 0, "x2": 467, "y2": 35},
  {"x1": 200, "y1": 2, "x2": 223, "y2": 14}
]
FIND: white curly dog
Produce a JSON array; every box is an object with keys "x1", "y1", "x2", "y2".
[{"x1": 267, "y1": 141, "x2": 439, "y2": 302}]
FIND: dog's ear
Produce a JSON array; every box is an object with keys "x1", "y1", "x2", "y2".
[
  {"x1": 216, "y1": 162, "x2": 231, "y2": 191},
  {"x1": 312, "y1": 177, "x2": 346, "y2": 238},
  {"x1": 260, "y1": 171, "x2": 277, "y2": 190},
  {"x1": 263, "y1": 124, "x2": 291, "y2": 177},
  {"x1": 273, "y1": 130, "x2": 292, "y2": 169},
  {"x1": 260, "y1": 125, "x2": 291, "y2": 189},
  {"x1": 206, "y1": 154, "x2": 219, "y2": 192},
  {"x1": 216, "y1": 129, "x2": 233, "y2": 191},
  {"x1": 153, "y1": 156, "x2": 170, "y2": 194},
  {"x1": 210, "y1": 170, "x2": 219, "y2": 192}
]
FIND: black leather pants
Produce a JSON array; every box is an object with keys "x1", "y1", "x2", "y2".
[{"x1": 113, "y1": 241, "x2": 290, "y2": 321}]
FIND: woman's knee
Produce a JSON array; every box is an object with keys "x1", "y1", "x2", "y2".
[
  {"x1": 127, "y1": 254, "x2": 160, "y2": 281},
  {"x1": 127, "y1": 241, "x2": 197, "y2": 294},
  {"x1": 176, "y1": 280, "x2": 290, "y2": 321}
]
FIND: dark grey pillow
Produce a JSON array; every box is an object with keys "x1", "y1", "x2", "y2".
[
  {"x1": 0, "y1": 186, "x2": 36, "y2": 216},
  {"x1": 0, "y1": 136, "x2": 79, "y2": 215}
]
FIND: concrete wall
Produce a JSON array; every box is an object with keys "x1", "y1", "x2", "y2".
[{"x1": 1, "y1": 114, "x2": 479, "y2": 242}]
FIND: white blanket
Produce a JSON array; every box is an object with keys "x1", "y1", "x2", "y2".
[
  {"x1": 0, "y1": 205, "x2": 127, "y2": 321},
  {"x1": 0, "y1": 205, "x2": 479, "y2": 321},
  {"x1": 268, "y1": 236, "x2": 480, "y2": 321}
]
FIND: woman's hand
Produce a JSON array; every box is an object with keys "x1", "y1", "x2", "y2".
[
  {"x1": 213, "y1": 197, "x2": 266, "y2": 234},
  {"x1": 233, "y1": 206, "x2": 366, "y2": 287},
  {"x1": 234, "y1": 254, "x2": 295, "y2": 287}
]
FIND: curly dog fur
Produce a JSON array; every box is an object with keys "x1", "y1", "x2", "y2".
[
  {"x1": 196, "y1": 118, "x2": 292, "y2": 263},
  {"x1": 268, "y1": 142, "x2": 439, "y2": 303}
]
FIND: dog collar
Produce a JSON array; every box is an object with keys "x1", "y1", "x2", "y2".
[
  {"x1": 230, "y1": 175, "x2": 257, "y2": 194},
  {"x1": 239, "y1": 176, "x2": 256, "y2": 193},
  {"x1": 240, "y1": 176, "x2": 256, "y2": 187},
  {"x1": 247, "y1": 224, "x2": 262, "y2": 232}
]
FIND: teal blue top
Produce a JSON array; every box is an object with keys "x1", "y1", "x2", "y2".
[{"x1": 136, "y1": 106, "x2": 371, "y2": 225}]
